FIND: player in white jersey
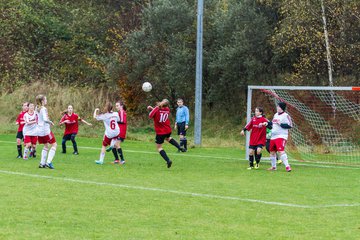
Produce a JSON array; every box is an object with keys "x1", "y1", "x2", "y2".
[
  {"x1": 262, "y1": 102, "x2": 293, "y2": 172},
  {"x1": 36, "y1": 94, "x2": 57, "y2": 169},
  {"x1": 93, "y1": 102, "x2": 120, "y2": 165},
  {"x1": 23, "y1": 103, "x2": 38, "y2": 160}
]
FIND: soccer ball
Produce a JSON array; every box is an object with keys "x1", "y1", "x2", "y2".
[{"x1": 142, "y1": 82, "x2": 152, "y2": 92}]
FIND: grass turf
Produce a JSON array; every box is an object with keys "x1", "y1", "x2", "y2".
[{"x1": 0, "y1": 134, "x2": 359, "y2": 240}]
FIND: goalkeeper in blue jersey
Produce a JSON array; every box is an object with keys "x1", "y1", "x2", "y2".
[{"x1": 174, "y1": 98, "x2": 190, "y2": 152}]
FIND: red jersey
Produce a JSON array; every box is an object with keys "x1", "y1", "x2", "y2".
[
  {"x1": 60, "y1": 113, "x2": 80, "y2": 135},
  {"x1": 117, "y1": 110, "x2": 127, "y2": 139},
  {"x1": 16, "y1": 111, "x2": 27, "y2": 132},
  {"x1": 244, "y1": 115, "x2": 268, "y2": 146},
  {"x1": 149, "y1": 106, "x2": 172, "y2": 135}
]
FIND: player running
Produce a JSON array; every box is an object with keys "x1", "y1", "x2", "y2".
[
  {"x1": 15, "y1": 102, "x2": 29, "y2": 158},
  {"x1": 59, "y1": 105, "x2": 92, "y2": 155},
  {"x1": 263, "y1": 102, "x2": 293, "y2": 172},
  {"x1": 241, "y1": 107, "x2": 269, "y2": 169},
  {"x1": 148, "y1": 99, "x2": 185, "y2": 168},
  {"x1": 23, "y1": 103, "x2": 38, "y2": 160},
  {"x1": 94, "y1": 102, "x2": 120, "y2": 165},
  {"x1": 36, "y1": 95, "x2": 57, "y2": 169}
]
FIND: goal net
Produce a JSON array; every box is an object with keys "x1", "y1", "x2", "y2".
[{"x1": 246, "y1": 86, "x2": 360, "y2": 166}]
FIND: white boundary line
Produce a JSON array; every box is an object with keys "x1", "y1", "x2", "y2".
[
  {"x1": 0, "y1": 169, "x2": 359, "y2": 209},
  {"x1": 1, "y1": 140, "x2": 359, "y2": 170}
]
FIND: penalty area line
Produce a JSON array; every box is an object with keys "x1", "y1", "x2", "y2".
[{"x1": 0, "y1": 169, "x2": 359, "y2": 209}]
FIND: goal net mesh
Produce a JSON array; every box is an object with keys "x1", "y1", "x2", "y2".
[{"x1": 249, "y1": 88, "x2": 360, "y2": 166}]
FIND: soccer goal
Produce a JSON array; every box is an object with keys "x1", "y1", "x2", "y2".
[{"x1": 246, "y1": 86, "x2": 360, "y2": 166}]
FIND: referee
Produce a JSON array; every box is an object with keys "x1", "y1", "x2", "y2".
[{"x1": 174, "y1": 98, "x2": 190, "y2": 152}]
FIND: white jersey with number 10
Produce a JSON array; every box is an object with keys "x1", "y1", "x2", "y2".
[{"x1": 96, "y1": 112, "x2": 120, "y2": 138}]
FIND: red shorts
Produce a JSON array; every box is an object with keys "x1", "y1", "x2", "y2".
[
  {"x1": 269, "y1": 138, "x2": 287, "y2": 152},
  {"x1": 38, "y1": 132, "x2": 56, "y2": 144},
  {"x1": 102, "y1": 135, "x2": 117, "y2": 147},
  {"x1": 24, "y1": 136, "x2": 38, "y2": 145}
]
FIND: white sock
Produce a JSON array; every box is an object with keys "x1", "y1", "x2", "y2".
[
  {"x1": 280, "y1": 153, "x2": 289, "y2": 167},
  {"x1": 99, "y1": 152, "x2": 105, "y2": 162},
  {"x1": 41, "y1": 148, "x2": 48, "y2": 165},
  {"x1": 46, "y1": 147, "x2": 56, "y2": 164},
  {"x1": 270, "y1": 156, "x2": 277, "y2": 168},
  {"x1": 23, "y1": 147, "x2": 29, "y2": 159}
]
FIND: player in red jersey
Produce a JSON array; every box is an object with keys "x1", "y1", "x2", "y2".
[
  {"x1": 15, "y1": 102, "x2": 29, "y2": 158},
  {"x1": 148, "y1": 99, "x2": 185, "y2": 168},
  {"x1": 107, "y1": 100, "x2": 127, "y2": 164},
  {"x1": 59, "y1": 105, "x2": 92, "y2": 155},
  {"x1": 23, "y1": 103, "x2": 38, "y2": 160},
  {"x1": 241, "y1": 107, "x2": 269, "y2": 169}
]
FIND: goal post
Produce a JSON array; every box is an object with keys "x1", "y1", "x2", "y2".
[{"x1": 245, "y1": 86, "x2": 360, "y2": 166}]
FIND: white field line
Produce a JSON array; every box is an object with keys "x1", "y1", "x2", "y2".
[
  {"x1": 0, "y1": 169, "x2": 359, "y2": 209},
  {"x1": 1, "y1": 140, "x2": 359, "y2": 170}
]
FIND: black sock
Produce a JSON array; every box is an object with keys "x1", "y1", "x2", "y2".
[
  {"x1": 159, "y1": 150, "x2": 170, "y2": 163},
  {"x1": 117, "y1": 148, "x2": 124, "y2": 161},
  {"x1": 112, "y1": 148, "x2": 119, "y2": 160},
  {"x1": 71, "y1": 140, "x2": 78, "y2": 152},
  {"x1": 184, "y1": 139, "x2": 187, "y2": 150},
  {"x1": 180, "y1": 139, "x2": 184, "y2": 147},
  {"x1": 169, "y1": 138, "x2": 181, "y2": 150},
  {"x1": 255, "y1": 153, "x2": 262, "y2": 164},
  {"x1": 249, "y1": 155, "x2": 254, "y2": 167},
  {"x1": 62, "y1": 139, "x2": 67, "y2": 153},
  {"x1": 17, "y1": 145, "x2": 22, "y2": 156}
]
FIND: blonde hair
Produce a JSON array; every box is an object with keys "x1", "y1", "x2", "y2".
[{"x1": 36, "y1": 94, "x2": 45, "y2": 109}]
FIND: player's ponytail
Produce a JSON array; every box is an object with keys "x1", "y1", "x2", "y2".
[
  {"x1": 103, "y1": 102, "x2": 113, "y2": 113},
  {"x1": 36, "y1": 94, "x2": 45, "y2": 109}
]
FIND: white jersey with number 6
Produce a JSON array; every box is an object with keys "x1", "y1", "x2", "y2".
[
  {"x1": 270, "y1": 112, "x2": 292, "y2": 140},
  {"x1": 96, "y1": 112, "x2": 120, "y2": 138}
]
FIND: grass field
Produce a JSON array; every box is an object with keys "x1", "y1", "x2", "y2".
[{"x1": 0, "y1": 133, "x2": 359, "y2": 240}]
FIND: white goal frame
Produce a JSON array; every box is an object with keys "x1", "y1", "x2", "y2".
[{"x1": 245, "y1": 85, "x2": 360, "y2": 161}]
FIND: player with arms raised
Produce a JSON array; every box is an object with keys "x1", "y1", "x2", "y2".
[
  {"x1": 94, "y1": 102, "x2": 120, "y2": 165},
  {"x1": 148, "y1": 99, "x2": 185, "y2": 168},
  {"x1": 264, "y1": 102, "x2": 293, "y2": 172},
  {"x1": 59, "y1": 105, "x2": 92, "y2": 155},
  {"x1": 241, "y1": 107, "x2": 268, "y2": 169}
]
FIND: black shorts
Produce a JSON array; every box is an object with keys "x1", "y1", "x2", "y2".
[
  {"x1": 63, "y1": 133, "x2": 77, "y2": 141},
  {"x1": 117, "y1": 137, "x2": 125, "y2": 142},
  {"x1": 155, "y1": 133, "x2": 171, "y2": 144},
  {"x1": 16, "y1": 131, "x2": 23, "y2": 140},
  {"x1": 177, "y1": 122, "x2": 187, "y2": 136},
  {"x1": 249, "y1": 144, "x2": 264, "y2": 150}
]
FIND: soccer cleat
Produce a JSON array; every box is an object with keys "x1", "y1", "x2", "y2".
[
  {"x1": 95, "y1": 160, "x2": 104, "y2": 165},
  {"x1": 45, "y1": 163, "x2": 54, "y2": 169},
  {"x1": 254, "y1": 163, "x2": 259, "y2": 169},
  {"x1": 106, "y1": 146, "x2": 113, "y2": 152},
  {"x1": 167, "y1": 160, "x2": 172, "y2": 168},
  {"x1": 247, "y1": 166, "x2": 254, "y2": 170},
  {"x1": 277, "y1": 159, "x2": 283, "y2": 165},
  {"x1": 113, "y1": 160, "x2": 120, "y2": 164},
  {"x1": 73, "y1": 151, "x2": 79, "y2": 155},
  {"x1": 179, "y1": 147, "x2": 187, "y2": 152},
  {"x1": 23, "y1": 156, "x2": 28, "y2": 160},
  {"x1": 61, "y1": 151, "x2": 66, "y2": 154},
  {"x1": 286, "y1": 166, "x2": 292, "y2": 172},
  {"x1": 17, "y1": 155, "x2": 22, "y2": 159},
  {"x1": 120, "y1": 160, "x2": 126, "y2": 165},
  {"x1": 267, "y1": 167, "x2": 277, "y2": 171},
  {"x1": 29, "y1": 152, "x2": 33, "y2": 158},
  {"x1": 39, "y1": 164, "x2": 46, "y2": 168}
]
